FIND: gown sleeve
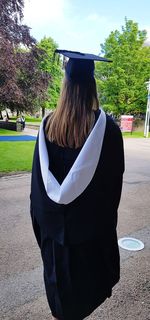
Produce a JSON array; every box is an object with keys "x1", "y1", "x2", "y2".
[{"x1": 102, "y1": 117, "x2": 125, "y2": 227}]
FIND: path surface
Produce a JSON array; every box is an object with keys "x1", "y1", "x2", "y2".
[
  {"x1": 0, "y1": 138, "x2": 150, "y2": 320},
  {"x1": 23, "y1": 126, "x2": 38, "y2": 137}
]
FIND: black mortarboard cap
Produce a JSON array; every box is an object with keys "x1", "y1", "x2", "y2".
[{"x1": 55, "y1": 49, "x2": 112, "y2": 82}]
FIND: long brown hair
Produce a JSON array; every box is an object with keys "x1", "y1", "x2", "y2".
[{"x1": 45, "y1": 77, "x2": 99, "y2": 148}]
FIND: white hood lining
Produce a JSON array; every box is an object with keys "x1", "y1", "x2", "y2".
[{"x1": 39, "y1": 109, "x2": 106, "y2": 204}]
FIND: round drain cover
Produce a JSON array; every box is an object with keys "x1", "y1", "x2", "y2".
[{"x1": 118, "y1": 237, "x2": 144, "y2": 251}]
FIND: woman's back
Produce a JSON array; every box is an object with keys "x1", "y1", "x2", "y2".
[{"x1": 30, "y1": 49, "x2": 124, "y2": 320}]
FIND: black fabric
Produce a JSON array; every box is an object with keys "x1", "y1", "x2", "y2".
[
  {"x1": 65, "y1": 59, "x2": 94, "y2": 81},
  {"x1": 41, "y1": 238, "x2": 112, "y2": 320},
  {"x1": 30, "y1": 112, "x2": 124, "y2": 320}
]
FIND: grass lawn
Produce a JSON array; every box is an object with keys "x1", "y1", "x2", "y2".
[
  {"x1": 0, "y1": 141, "x2": 35, "y2": 173},
  {"x1": 0, "y1": 128, "x2": 20, "y2": 135},
  {"x1": 10, "y1": 117, "x2": 42, "y2": 124},
  {"x1": 24, "y1": 117, "x2": 41, "y2": 122},
  {"x1": 122, "y1": 131, "x2": 149, "y2": 138},
  {"x1": 25, "y1": 118, "x2": 41, "y2": 123},
  {"x1": 9, "y1": 119, "x2": 41, "y2": 126}
]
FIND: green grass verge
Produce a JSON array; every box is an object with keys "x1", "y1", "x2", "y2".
[
  {"x1": 0, "y1": 141, "x2": 35, "y2": 173},
  {"x1": 0, "y1": 128, "x2": 20, "y2": 135},
  {"x1": 122, "y1": 131, "x2": 149, "y2": 138},
  {"x1": 9, "y1": 119, "x2": 41, "y2": 125},
  {"x1": 10, "y1": 117, "x2": 42, "y2": 123},
  {"x1": 25, "y1": 117, "x2": 42, "y2": 123}
]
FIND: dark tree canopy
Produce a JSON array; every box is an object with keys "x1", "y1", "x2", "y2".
[
  {"x1": 0, "y1": 0, "x2": 50, "y2": 113},
  {"x1": 0, "y1": 0, "x2": 35, "y2": 45}
]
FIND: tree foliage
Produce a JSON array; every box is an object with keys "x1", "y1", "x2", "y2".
[
  {"x1": 37, "y1": 37, "x2": 63, "y2": 112},
  {"x1": 95, "y1": 18, "x2": 150, "y2": 115},
  {"x1": 0, "y1": 0, "x2": 35, "y2": 45},
  {"x1": 0, "y1": 0, "x2": 50, "y2": 113}
]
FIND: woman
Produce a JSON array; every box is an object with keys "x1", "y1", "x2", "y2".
[{"x1": 30, "y1": 50, "x2": 124, "y2": 320}]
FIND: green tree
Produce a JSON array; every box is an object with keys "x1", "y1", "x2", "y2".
[
  {"x1": 37, "y1": 37, "x2": 63, "y2": 116},
  {"x1": 95, "y1": 18, "x2": 150, "y2": 115}
]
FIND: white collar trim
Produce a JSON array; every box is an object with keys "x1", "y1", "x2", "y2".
[{"x1": 39, "y1": 109, "x2": 106, "y2": 204}]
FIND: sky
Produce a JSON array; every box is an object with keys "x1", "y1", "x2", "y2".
[{"x1": 23, "y1": 0, "x2": 150, "y2": 54}]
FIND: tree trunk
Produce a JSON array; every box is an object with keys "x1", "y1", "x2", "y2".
[
  {"x1": 6, "y1": 110, "x2": 10, "y2": 119},
  {"x1": 42, "y1": 107, "x2": 45, "y2": 118},
  {"x1": 0, "y1": 111, "x2": 3, "y2": 119}
]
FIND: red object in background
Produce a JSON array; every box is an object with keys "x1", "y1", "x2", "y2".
[{"x1": 120, "y1": 115, "x2": 134, "y2": 132}]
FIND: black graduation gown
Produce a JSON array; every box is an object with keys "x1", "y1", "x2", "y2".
[{"x1": 30, "y1": 111, "x2": 124, "y2": 320}]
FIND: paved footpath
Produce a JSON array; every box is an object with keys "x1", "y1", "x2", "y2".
[
  {"x1": 0, "y1": 138, "x2": 150, "y2": 320},
  {"x1": 23, "y1": 126, "x2": 38, "y2": 136}
]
